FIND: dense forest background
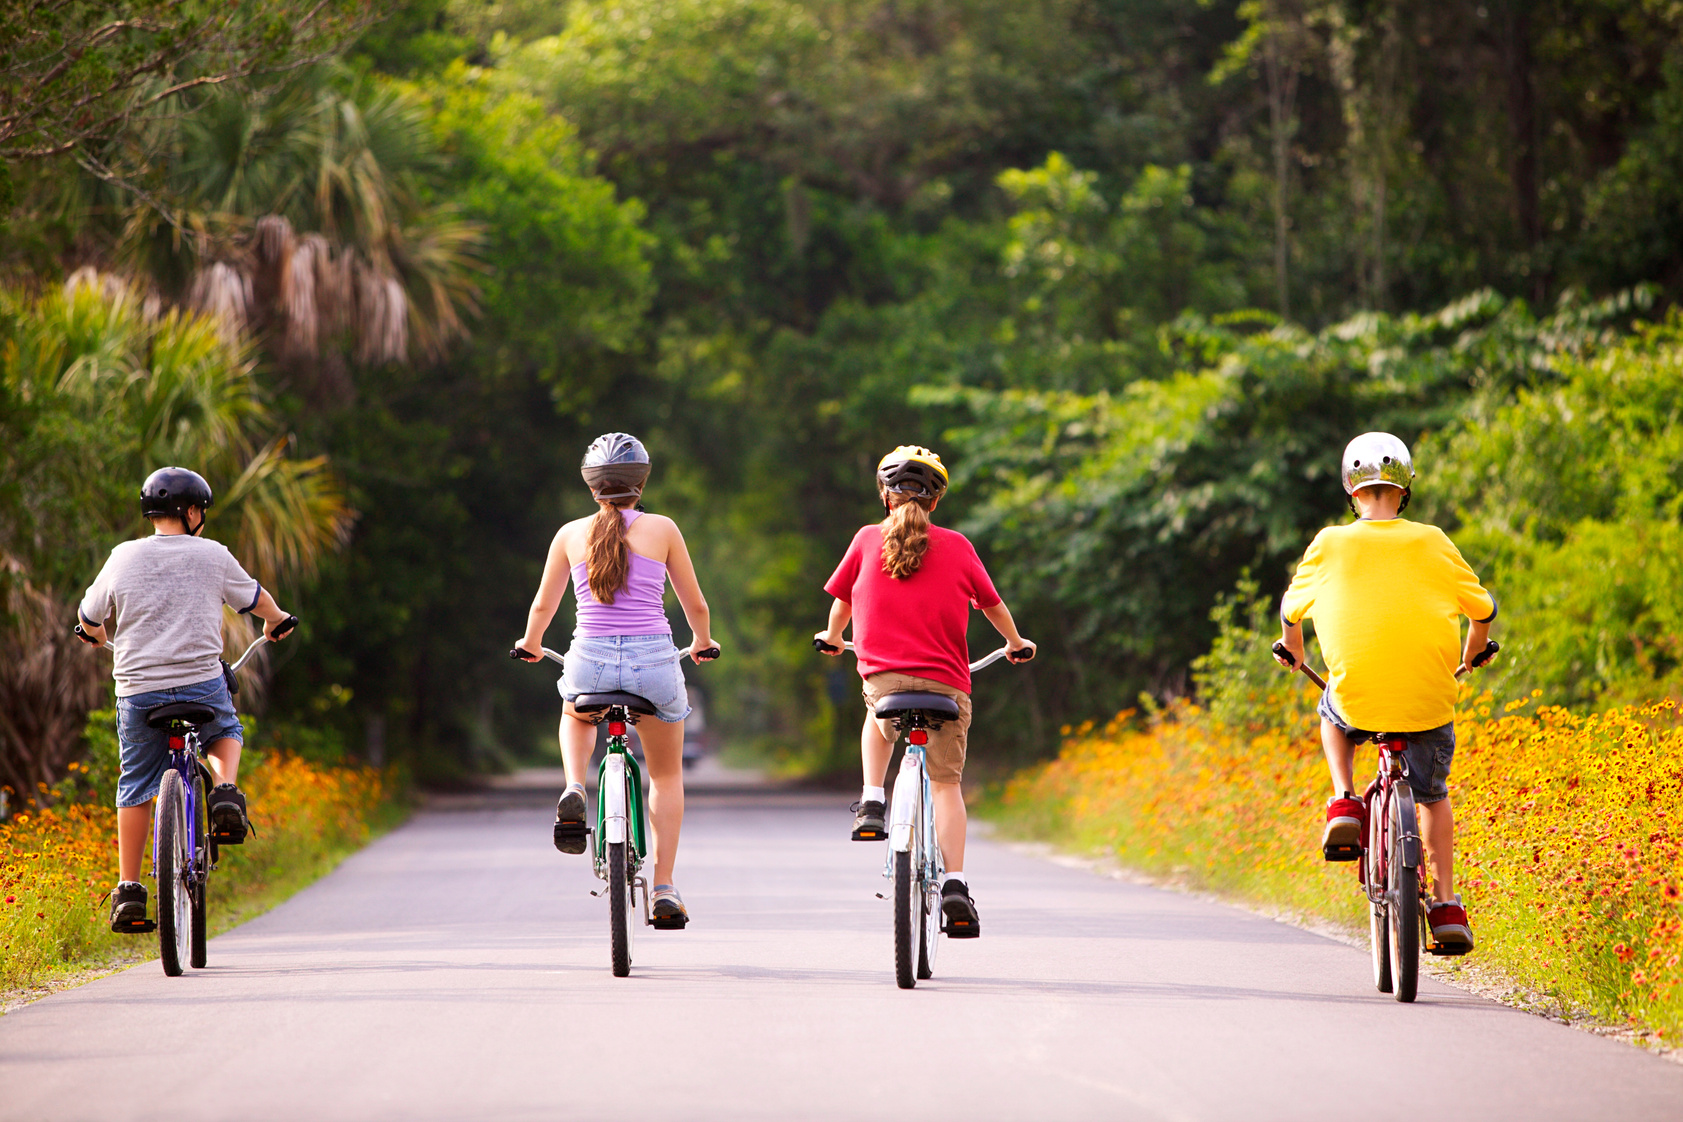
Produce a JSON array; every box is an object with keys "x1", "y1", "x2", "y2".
[{"x1": 5, "y1": 0, "x2": 1683, "y2": 797}]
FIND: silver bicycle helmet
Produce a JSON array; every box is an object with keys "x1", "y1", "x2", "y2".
[
  {"x1": 581, "y1": 432, "x2": 651, "y2": 502},
  {"x1": 1341, "y1": 432, "x2": 1414, "y2": 495}
]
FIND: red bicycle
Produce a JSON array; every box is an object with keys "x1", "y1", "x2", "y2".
[{"x1": 1273, "y1": 639, "x2": 1496, "y2": 1002}]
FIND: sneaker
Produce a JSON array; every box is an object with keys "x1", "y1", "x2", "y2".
[
  {"x1": 208, "y1": 783, "x2": 252, "y2": 845},
  {"x1": 1428, "y1": 896, "x2": 1476, "y2": 952},
  {"x1": 650, "y1": 884, "x2": 689, "y2": 929},
  {"x1": 850, "y1": 799, "x2": 886, "y2": 841},
  {"x1": 553, "y1": 784, "x2": 588, "y2": 855},
  {"x1": 940, "y1": 878, "x2": 980, "y2": 938},
  {"x1": 1321, "y1": 793, "x2": 1365, "y2": 860},
  {"x1": 109, "y1": 882, "x2": 149, "y2": 933}
]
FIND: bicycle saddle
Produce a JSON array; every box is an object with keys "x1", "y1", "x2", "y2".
[
  {"x1": 873, "y1": 692, "x2": 960, "y2": 722},
  {"x1": 145, "y1": 701, "x2": 218, "y2": 729},
  {"x1": 573, "y1": 692, "x2": 658, "y2": 718}
]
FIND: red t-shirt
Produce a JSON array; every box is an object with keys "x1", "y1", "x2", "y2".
[{"x1": 823, "y1": 524, "x2": 1002, "y2": 694}]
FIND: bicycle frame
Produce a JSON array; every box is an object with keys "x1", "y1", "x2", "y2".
[
  {"x1": 594, "y1": 713, "x2": 651, "y2": 921},
  {"x1": 1360, "y1": 737, "x2": 1422, "y2": 908},
  {"x1": 885, "y1": 734, "x2": 941, "y2": 884}
]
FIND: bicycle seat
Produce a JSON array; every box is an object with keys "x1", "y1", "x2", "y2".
[
  {"x1": 873, "y1": 692, "x2": 961, "y2": 722},
  {"x1": 145, "y1": 701, "x2": 218, "y2": 730},
  {"x1": 573, "y1": 692, "x2": 658, "y2": 718}
]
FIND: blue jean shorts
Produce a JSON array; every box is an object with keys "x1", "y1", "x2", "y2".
[
  {"x1": 114, "y1": 675, "x2": 243, "y2": 808},
  {"x1": 560, "y1": 634, "x2": 691, "y2": 724},
  {"x1": 1318, "y1": 690, "x2": 1456, "y2": 804}
]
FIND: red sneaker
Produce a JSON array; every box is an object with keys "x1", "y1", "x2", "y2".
[
  {"x1": 1321, "y1": 794, "x2": 1365, "y2": 860},
  {"x1": 1428, "y1": 896, "x2": 1475, "y2": 952}
]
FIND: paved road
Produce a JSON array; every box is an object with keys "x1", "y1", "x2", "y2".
[{"x1": 3, "y1": 786, "x2": 1680, "y2": 1121}]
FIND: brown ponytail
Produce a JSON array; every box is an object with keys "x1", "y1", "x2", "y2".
[
  {"x1": 586, "y1": 501, "x2": 632, "y2": 603},
  {"x1": 880, "y1": 492, "x2": 934, "y2": 579}
]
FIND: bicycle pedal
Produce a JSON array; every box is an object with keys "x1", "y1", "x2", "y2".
[
  {"x1": 1322, "y1": 843, "x2": 1361, "y2": 862},
  {"x1": 209, "y1": 830, "x2": 245, "y2": 846},
  {"x1": 852, "y1": 828, "x2": 885, "y2": 841},
  {"x1": 553, "y1": 821, "x2": 589, "y2": 855},
  {"x1": 113, "y1": 919, "x2": 157, "y2": 935},
  {"x1": 1427, "y1": 943, "x2": 1473, "y2": 957},
  {"x1": 650, "y1": 915, "x2": 689, "y2": 930}
]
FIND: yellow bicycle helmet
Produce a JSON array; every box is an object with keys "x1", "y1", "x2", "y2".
[{"x1": 876, "y1": 445, "x2": 949, "y2": 499}]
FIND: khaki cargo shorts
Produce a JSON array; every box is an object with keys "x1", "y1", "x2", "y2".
[{"x1": 861, "y1": 671, "x2": 972, "y2": 784}]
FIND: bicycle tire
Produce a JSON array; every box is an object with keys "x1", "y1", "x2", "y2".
[
  {"x1": 1367, "y1": 792, "x2": 1392, "y2": 993},
  {"x1": 608, "y1": 840, "x2": 632, "y2": 977},
  {"x1": 1389, "y1": 789, "x2": 1420, "y2": 1003},
  {"x1": 917, "y1": 876, "x2": 938, "y2": 980},
  {"x1": 155, "y1": 770, "x2": 191, "y2": 978},
  {"x1": 893, "y1": 848, "x2": 917, "y2": 989},
  {"x1": 189, "y1": 769, "x2": 209, "y2": 969}
]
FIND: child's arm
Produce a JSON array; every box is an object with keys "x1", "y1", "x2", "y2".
[
  {"x1": 981, "y1": 601, "x2": 1035, "y2": 660},
  {"x1": 661, "y1": 519, "x2": 716, "y2": 661},
  {"x1": 1462, "y1": 617, "x2": 1493, "y2": 675},
  {"x1": 250, "y1": 589, "x2": 296, "y2": 641},
  {"x1": 815, "y1": 598, "x2": 851, "y2": 654},
  {"x1": 515, "y1": 530, "x2": 572, "y2": 661},
  {"x1": 1275, "y1": 618, "x2": 1306, "y2": 668}
]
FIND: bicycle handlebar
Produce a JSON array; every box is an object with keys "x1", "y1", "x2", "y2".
[
  {"x1": 1272, "y1": 638, "x2": 1500, "y2": 693},
  {"x1": 77, "y1": 623, "x2": 287, "y2": 674},
  {"x1": 509, "y1": 644, "x2": 720, "y2": 667},
  {"x1": 812, "y1": 637, "x2": 1034, "y2": 673}
]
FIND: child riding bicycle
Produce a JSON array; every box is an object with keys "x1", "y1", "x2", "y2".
[
  {"x1": 1273, "y1": 432, "x2": 1496, "y2": 951},
  {"x1": 816, "y1": 445, "x2": 1034, "y2": 938},
  {"x1": 76, "y1": 467, "x2": 297, "y2": 933},
  {"x1": 513, "y1": 433, "x2": 719, "y2": 928}
]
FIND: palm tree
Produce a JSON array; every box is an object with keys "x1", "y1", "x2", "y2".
[{"x1": 0, "y1": 273, "x2": 353, "y2": 805}]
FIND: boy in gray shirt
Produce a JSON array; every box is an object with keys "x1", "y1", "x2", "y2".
[{"x1": 77, "y1": 467, "x2": 296, "y2": 932}]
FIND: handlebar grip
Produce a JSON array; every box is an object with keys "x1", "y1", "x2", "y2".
[
  {"x1": 691, "y1": 646, "x2": 721, "y2": 661},
  {"x1": 813, "y1": 638, "x2": 840, "y2": 654},
  {"x1": 1471, "y1": 639, "x2": 1500, "y2": 668},
  {"x1": 510, "y1": 647, "x2": 541, "y2": 662},
  {"x1": 271, "y1": 615, "x2": 299, "y2": 640},
  {"x1": 1007, "y1": 646, "x2": 1035, "y2": 663},
  {"x1": 1271, "y1": 640, "x2": 1296, "y2": 668},
  {"x1": 73, "y1": 622, "x2": 100, "y2": 645}
]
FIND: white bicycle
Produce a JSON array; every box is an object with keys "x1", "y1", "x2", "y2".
[{"x1": 814, "y1": 639, "x2": 1032, "y2": 988}]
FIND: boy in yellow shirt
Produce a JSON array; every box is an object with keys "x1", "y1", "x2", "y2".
[{"x1": 1273, "y1": 432, "x2": 1497, "y2": 951}]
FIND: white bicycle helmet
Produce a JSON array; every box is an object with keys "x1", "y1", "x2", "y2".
[
  {"x1": 1341, "y1": 432, "x2": 1414, "y2": 495},
  {"x1": 581, "y1": 432, "x2": 651, "y2": 502}
]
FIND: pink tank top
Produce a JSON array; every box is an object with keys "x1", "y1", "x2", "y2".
[{"x1": 571, "y1": 510, "x2": 673, "y2": 637}]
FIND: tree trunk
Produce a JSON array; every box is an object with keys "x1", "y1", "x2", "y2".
[
  {"x1": 1500, "y1": 2, "x2": 1541, "y2": 252},
  {"x1": 0, "y1": 566, "x2": 107, "y2": 808},
  {"x1": 1264, "y1": 25, "x2": 1300, "y2": 321}
]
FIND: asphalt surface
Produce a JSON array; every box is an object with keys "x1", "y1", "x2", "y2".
[{"x1": 3, "y1": 781, "x2": 1680, "y2": 1122}]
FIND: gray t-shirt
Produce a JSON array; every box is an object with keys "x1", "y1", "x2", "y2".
[{"x1": 79, "y1": 534, "x2": 261, "y2": 697}]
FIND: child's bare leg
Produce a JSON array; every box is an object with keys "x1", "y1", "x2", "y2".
[
  {"x1": 638, "y1": 718, "x2": 686, "y2": 886},
  {"x1": 932, "y1": 781, "x2": 966, "y2": 872},
  {"x1": 117, "y1": 803, "x2": 151, "y2": 881},
  {"x1": 559, "y1": 708, "x2": 596, "y2": 787},
  {"x1": 1320, "y1": 718, "x2": 1357, "y2": 794},
  {"x1": 1418, "y1": 796, "x2": 1455, "y2": 901},
  {"x1": 205, "y1": 737, "x2": 241, "y2": 785},
  {"x1": 861, "y1": 715, "x2": 894, "y2": 789}
]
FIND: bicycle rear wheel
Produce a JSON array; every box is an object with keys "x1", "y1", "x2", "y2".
[
  {"x1": 608, "y1": 840, "x2": 633, "y2": 977},
  {"x1": 1388, "y1": 789, "x2": 1420, "y2": 1003},
  {"x1": 916, "y1": 875, "x2": 938, "y2": 980},
  {"x1": 1366, "y1": 792, "x2": 1392, "y2": 993},
  {"x1": 155, "y1": 770, "x2": 192, "y2": 977},
  {"x1": 893, "y1": 848, "x2": 917, "y2": 989},
  {"x1": 189, "y1": 769, "x2": 209, "y2": 969}
]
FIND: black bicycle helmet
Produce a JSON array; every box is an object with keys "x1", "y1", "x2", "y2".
[
  {"x1": 581, "y1": 432, "x2": 651, "y2": 502},
  {"x1": 140, "y1": 467, "x2": 213, "y2": 535},
  {"x1": 876, "y1": 445, "x2": 949, "y2": 500}
]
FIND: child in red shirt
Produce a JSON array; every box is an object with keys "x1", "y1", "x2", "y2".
[{"x1": 817, "y1": 446, "x2": 1034, "y2": 937}]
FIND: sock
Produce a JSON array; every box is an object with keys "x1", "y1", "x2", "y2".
[
  {"x1": 566, "y1": 780, "x2": 585, "y2": 793},
  {"x1": 118, "y1": 880, "x2": 143, "y2": 889},
  {"x1": 862, "y1": 785, "x2": 885, "y2": 804},
  {"x1": 943, "y1": 870, "x2": 967, "y2": 887}
]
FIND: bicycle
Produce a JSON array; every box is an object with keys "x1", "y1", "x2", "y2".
[
  {"x1": 1273, "y1": 637, "x2": 1497, "y2": 1003},
  {"x1": 96, "y1": 624, "x2": 293, "y2": 976},
  {"x1": 510, "y1": 642, "x2": 719, "y2": 978},
  {"x1": 812, "y1": 639, "x2": 1033, "y2": 989}
]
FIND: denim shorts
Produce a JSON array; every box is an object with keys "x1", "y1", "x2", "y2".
[
  {"x1": 1318, "y1": 690, "x2": 1456, "y2": 804},
  {"x1": 114, "y1": 675, "x2": 243, "y2": 808},
  {"x1": 560, "y1": 634, "x2": 691, "y2": 724}
]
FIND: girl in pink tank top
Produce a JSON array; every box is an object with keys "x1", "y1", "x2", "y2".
[{"x1": 514, "y1": 433, "x2": 720, "y2": 927}]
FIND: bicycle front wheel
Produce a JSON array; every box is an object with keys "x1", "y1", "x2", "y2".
[
  {"x1": 608, "y1": 840, "x2": 633, "y2": 977},
  {"x1": 155, "y1": 770, "x2": 192, "y2": 977},
  {"x1": 893, "y1": 848, "x2": 917, "y2": 989},
  {"x1": 189, "y1": 769, "x2": 209, "y2": 969},
  {"x1": 1388, "y1": 789, "x2": 1420, "y2": 1003}
]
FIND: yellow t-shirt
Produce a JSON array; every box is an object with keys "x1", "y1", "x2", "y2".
[{"x1": 1280, "y1": 519, "x2": 1495, "y2": 732}]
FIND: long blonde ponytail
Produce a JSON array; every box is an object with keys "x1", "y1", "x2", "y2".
[
  {"x1": 880, "y1": 493, "x2": 934, "y2": 579},
  {"x1": 586, "y1": 501, "x2": 632, "y2": 603}
]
